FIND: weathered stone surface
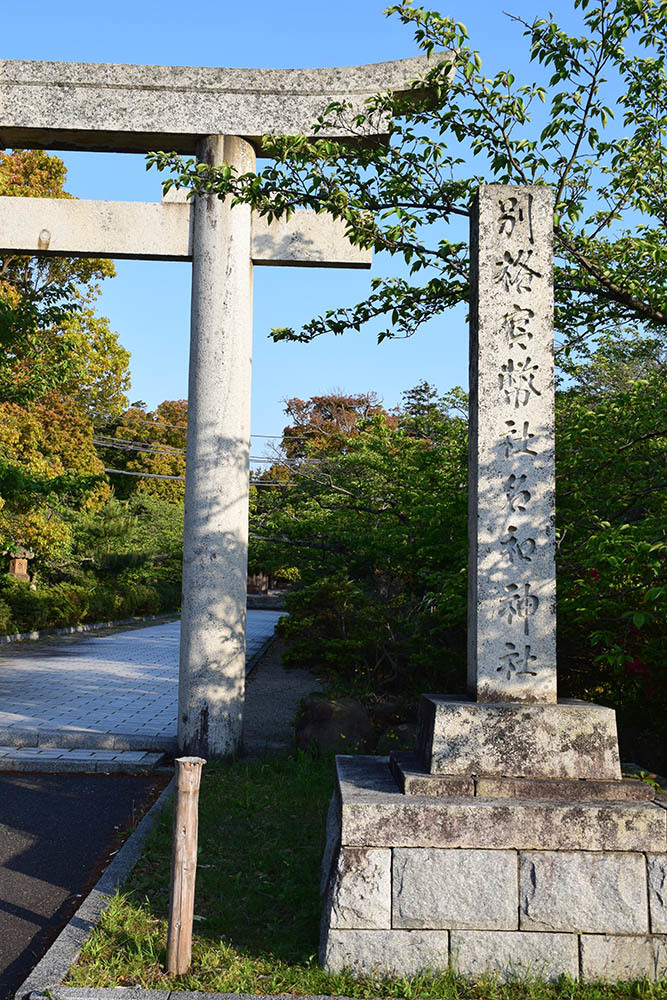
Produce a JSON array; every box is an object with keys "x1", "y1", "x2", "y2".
[
  {"x1": 468, "y1": 184, "x2": 556, "y2": 704},
  {"x1": 337, "y1": 756, "x2": 666, "y2": 852},
  {"x1": 648, "y1": 855, "x2": 667, "y2": 933},
  {"x1": 178, "y1": 135, "x2": 254, "y2": 758},
  {"x1": 393, "y1": 848, "x2": 518, "y2": 929},
  {"x1": 320, "y1": 792, "x2": 341, "y2": 895},
  {"x1": 451, "y1": 930, "x2": 578, "y2": 983},
  {"x1": 325, "y1": 848, "x2": 391, "y2": 929},
  {"x1": 476, "y1": 775, "x2": 653, "y2": 801},
  {"x1": 252, "y1": 210, "x2": 372, "y2": 270},
  {"x1": 295, "y1": 698, "x2": 374, "y2": 753},
  {"x1": 417, "y1": 696, "x2": 621, "y2": 780},
  {"x1": 0, "y1": 194, "x2": 372, "y2": 268},
  {"x1": 0, "y1": 195, "x2": 191, "y2": 261},
  {"x1": 392, "y1": 752, "x2": 647, "y2": 801},
  {"x1": 520, "y1": 851, "x2": 648, "y2": 934},
  {"x1": 322, "y1": 929, "x2": 448, "y2": 976},
  {"x1": 337, "y1": 754, "x2": 399, "y2": 798},
  {"x1": 580, "y1": 934, "x2": 667, "y2": 982},
  {"x1": 0, "y1": 55, "x2": 445, "y2": 152},
  {"x1": 390, "y1": 751, "x2": 474, "y2": 797}
]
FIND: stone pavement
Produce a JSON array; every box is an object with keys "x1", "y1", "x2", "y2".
[{"x1": 0, "y1": 614, "x2": 284, "y2": 753}]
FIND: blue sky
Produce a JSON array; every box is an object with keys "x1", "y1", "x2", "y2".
[{"x1": 2, "y1": 0, "x2": 575, "y2": 445}]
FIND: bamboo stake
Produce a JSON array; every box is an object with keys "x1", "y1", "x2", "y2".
[{"x1": 166, "y1": 755, "x2": 206, "y2": 975}]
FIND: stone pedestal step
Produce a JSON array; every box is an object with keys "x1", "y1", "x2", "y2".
[
  {"x1": 0, "y1": 746, "x2": 166, "y2": 774},
  {"x1": 390, "y1": 750, "x2": 656, "y2": 802},
  {"x1": 335, "y1": 755, "x2": 666, "y2": 852},
  {"x1": 417, "y1": 695, "x2": 621, "y2": 780}
]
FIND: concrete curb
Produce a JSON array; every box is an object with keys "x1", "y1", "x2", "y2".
[
  {"x1": 1, "y1": 614, "x2": 179, "y2": 645},
  {"x1": 244, "y1": 634, "x2": 277, "y2": 678},
  {"x1": 0, "y1": 728, "x2": 177, "y2": 753},
  {"x1": 28, "y1": 992, "x2": 356, "y2": 1000},
  {"x1": 16, "y1": 777, "x2": 176, "y2": 999},
  {"x1": 0, "y1": 751, "x2": 165, "y2": 775}
]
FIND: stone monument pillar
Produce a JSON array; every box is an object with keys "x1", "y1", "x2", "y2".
[
  {"x1": 178, "y1": 135, "x2": 255, "y2": 759},
  {"x1": 417, "y1": 187, "x2": 620, "y2": 782},
  {"x1": 319, "y1": 185, "x2": 667, "y2": 984},
  {"x1": 468, "y1": 185, "x2": 556, "y2": 705}
]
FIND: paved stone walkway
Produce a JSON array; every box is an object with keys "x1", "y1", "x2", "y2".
[{"x1": 0, "y1": 613, "x2": 284, "y2": 752}]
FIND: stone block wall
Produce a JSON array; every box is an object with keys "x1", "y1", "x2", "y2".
[
  {"x1": 321, "y1": 757, "x2": 667, "y2": 983},
  {"x1": 323, "y1": 845, "x2": 667, "y2": 981}
]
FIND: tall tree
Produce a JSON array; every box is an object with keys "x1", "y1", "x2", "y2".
[
  {"x1": 151, "y1": 0, "x2": 667, "y2": 366},
  {"x1": 96, "y1": 400, "x2": 187, "y2": 503},
  {"x1": 280, "y1": 391, "x2": 395, "y2": 459},
  {"x1": 0, "y1": 150, "x2": 129, "y2": 557},
  {"x1": 0, "y1": 150, "x2": 129, "y2": 409}
]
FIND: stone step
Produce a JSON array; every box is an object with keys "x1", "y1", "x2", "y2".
[
  {"x1": 390, "y1": 750, "x2": 656, "y2": 802},
  {"x1": 0, "y1": 746, "x2": 166, "y2": 774}
]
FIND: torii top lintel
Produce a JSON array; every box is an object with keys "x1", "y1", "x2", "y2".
[{"x1": 0, "y1": 56, "x2": 435, "y2": 155}]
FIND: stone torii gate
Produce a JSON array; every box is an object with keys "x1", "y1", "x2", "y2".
[{"x1": 0, "y1": 56, "x2": 429, "y2": 758}]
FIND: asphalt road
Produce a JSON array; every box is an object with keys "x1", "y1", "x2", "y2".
[{"x1": 0, "y1": 772, "x2": 168, "y2": 1000}]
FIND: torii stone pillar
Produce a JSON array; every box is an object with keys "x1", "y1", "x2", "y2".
[
  {"x1": 0, "y1": 54, "x2": 434, "y2": 758},
  {"x1": 180, "y1": 134, "x2": 255, "y2": 756}
]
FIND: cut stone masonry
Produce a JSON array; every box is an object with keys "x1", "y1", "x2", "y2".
[{"x1": 321, "y1": 755, "x2": 667, "y2": 982}]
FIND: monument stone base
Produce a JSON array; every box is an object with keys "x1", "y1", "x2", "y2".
[
  {"x1": 319, "y1": 702, "x2": 667, "y2": 983},
  {"x1": 417, "y1": 695, "x2": 622, "y2": 780}
]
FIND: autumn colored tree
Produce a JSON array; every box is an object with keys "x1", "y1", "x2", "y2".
[
  {"x1": 0, "y1": 393, "x2": 107, "y2": 559},
  {"x1": 0, "y1": 150, "x2": 129, "y2": 560},
  {"x1": 96, "y1": 400, "x2": 187, "y2": 503},
  {"x1": 280, "y1": 391, "x2": 396, "y2": 459},
  {"x1": 0, "y1": 150, "x2": 129, "y2": 410}
]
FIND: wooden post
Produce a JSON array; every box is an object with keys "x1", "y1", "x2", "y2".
[{"x1": 166, "y1": 756, "x2": 206, "y2": 975}]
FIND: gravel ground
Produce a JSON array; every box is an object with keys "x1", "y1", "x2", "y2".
[{"x1": 243, "y1": 639, "x2": 323, "y2": 755}]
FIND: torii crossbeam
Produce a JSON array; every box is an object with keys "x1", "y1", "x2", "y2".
[{"x1": 0, "y1": 56, "x2": 432, "y2": 757}]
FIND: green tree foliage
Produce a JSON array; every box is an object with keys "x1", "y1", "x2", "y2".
[
  {"x1": 0, "y1": 150, "x2": 129, "y2": 409},
  {"x1": 250, "y1": 389, "x2": 468, "y2": 700},
  {"x1": 151, "y1": 0, "x2": 667, "y2": 360},
  {"x1": 156, "y1": 0, "x2": 665, "y2": 757},
  {"x1": 0, "y1": 150, "x2": 131, "y2": 567},
  {"x1": 0, "y1": 394, "x2": 108, "y2": 560},
  {"x1": 96, "y1": 400, "x2": 187, "y2": 502},
  {"x1": 250, "y1": 379, "x2": 665, "y2": 764},
  {"x1": 556, "y1": 369, "x2": 666, "y2": 746},
  {"x1": 0, "y1": 493, "x2": 183, "y2": 634}
]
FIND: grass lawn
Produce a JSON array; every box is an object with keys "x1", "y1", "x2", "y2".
[{"x1": 66, "y1": 750, "x2": 666, "y2": 999}]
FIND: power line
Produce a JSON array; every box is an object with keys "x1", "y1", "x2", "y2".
[
  {"x1": 104, "y1": 467, "x2": 295, "y2": 486},
  {"x1": 104, "y1": 467, "x2": 185, "y2": 481},
  {"x1": 95, "y1": 438, "x2": 328, "y2": 465},
  {"x1": 93, "y1": 438, "x2": 185, "y2": 458},
  {"x1": 94, "y1": 435, "x2": 185, "y2": 454},
  {"x1": 107, "y1": 417, "x2": 188, "y2": 431},
  {"x1": 98, "y1": 417, "x2": 353, "y2": 441}
]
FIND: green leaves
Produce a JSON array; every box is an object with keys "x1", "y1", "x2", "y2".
[
  {"x1": 148, "y1": 1, "x2": 667, "y2": 352},
  {"x1": 250, "y1": 387, "x2": 468, "y2": 698}
]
